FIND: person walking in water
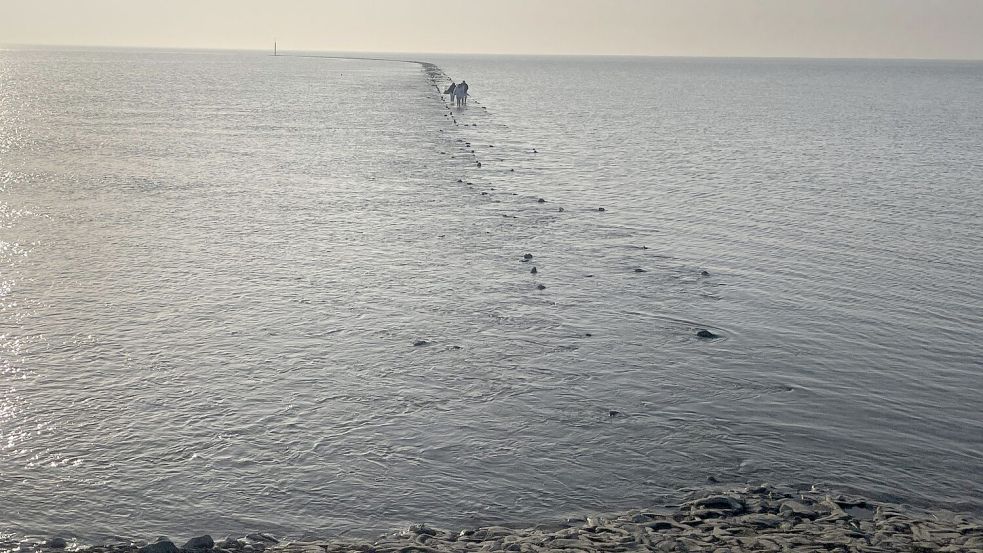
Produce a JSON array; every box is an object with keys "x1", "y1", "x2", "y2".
[
  {"x1": 455, "y1": 80, "x2": 469, "y2": 107},
  {"x1": 443, "y1": 81, "x2": 456, "y2": 104}
]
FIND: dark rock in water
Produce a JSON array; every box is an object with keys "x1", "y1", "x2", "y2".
[
  {"x1": 530, "y1": 267, "x2": 537, "y2": 274},
  {"x1": 413, "y1": 340, "x2": 430, "y2": 347},
  {"x1": 409, "y1": 524, "x2": 437, "y2": 536},
  {"x1": 48, "y1": 538, "x2": 67, "y2": 549},
  {"x1": 537, "y1": 198, "x2": 546, "y2": 203},
  {"x1": 523, "y1": 253, "x2": 534, "y2": 260},
  {"x1": 706, "y1": 475, "x2": 719, "y2": 484},
  {"x1": 509, "y1": 168, "x2": 514, "y2": 172},
  {"x1": 537, "y1": 284, "x2": 547, "y2": 290},
  {"x1": 634, "y1": 268, "x2": 647, "y2": 273},
  {"x1": 182, "y1": 536, "x2": 214, "y2": 551},
  {"x1": 609, "y1": 410, "x2": 620, "y2": 417},
  {"x1": 244, "y1": 534, "x2": 277, "y2": 545},
  {"x1": 585, "y1": 333, "x2": 592, "y2": 337},
  {"x1": 139, "y1": 540, "x2": 179, "y2": 553},
  {"x1": 476, "y1": 162, "x2": 482, "y2": 168},
  {"x1": 696, "y1": 329, "x2": 719, "y2": 339},
  {"x1": 597, "y1": 207, "x2": 606, "y2": 212},
  {"x1": 558, "y1": 207, "x2": 564, "y2": 212},
  {"x1": 701, "y1": 270, "x2": 711, "y2": 276},
  {"x1": 533, "y1": 149, "x2": 538, "y2": 153},
  {"x1": 456, "y1": 179, "x2": 463, "y2": 183},
  {"x1": 216, "y1": 538, "x2": 243, "y2": 551},
  {"x1": 481, "y1": 191, "x2": 488, "y2": 195},
  {"x1": 692, "y1": 495, "x2": 746, "y2": 514}
]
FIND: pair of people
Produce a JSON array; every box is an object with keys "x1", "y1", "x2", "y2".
[{"x1": 444, "y1": 80, "x2": 469, "y2": 107}]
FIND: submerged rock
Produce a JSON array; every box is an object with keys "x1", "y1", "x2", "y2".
[
  {"x1": 701, "y1": 270, "x2": 711, "y2": 276},
  {"x1": 413, "y1": 340, "x2": 430, "y2": 347},
  {"x1": 523, "y1": 253, "x2": 534, "y2": 260},
  {"x1": 47, "y1": 539, "x2": 68, "y2": 550},
  {"x1": 537, "y1": 284, "x2": 546, "y2": 290},
  {"x1": 696, "y1": 329, "x2": 720, "y2": 339},
  {"x1": 530, "y1": 267, "x2": 537, "y2": 274}
]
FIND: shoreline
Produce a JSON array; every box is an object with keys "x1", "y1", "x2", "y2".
[{"x1": 6, "y1": 485, "x2": 981, "y2": 553}]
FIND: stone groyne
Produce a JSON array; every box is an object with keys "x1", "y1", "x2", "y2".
[{"x1": 7, "y1": 485, "x2": 981, "y2": 553}]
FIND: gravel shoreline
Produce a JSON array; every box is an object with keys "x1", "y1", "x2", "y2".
[{"x1": 6, "y1": 485, "x2": 982, "y2": 553}]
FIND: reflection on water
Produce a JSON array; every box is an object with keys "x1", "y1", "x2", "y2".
[{"x1": 0, "y1": 48, "x2": 981, "y2": 542}]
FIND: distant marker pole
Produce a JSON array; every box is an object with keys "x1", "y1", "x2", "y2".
[{"x1": 274, "y1": 41, "x2": 277, "y2": 56}]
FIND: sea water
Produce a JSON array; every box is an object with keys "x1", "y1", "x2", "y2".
[{"x1": 1, "y1": 47, "x2": 981, "y2": 542}]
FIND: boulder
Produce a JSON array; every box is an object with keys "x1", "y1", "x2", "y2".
[
  {"x1": 215, "y1": 538, "x2": 242, "y2": 551},
  {"x1": 737, "y1": 513, "x2": 784, "y2": 529},
  {"x1": 139, "y1": 540, "x2": 179, "y2": 553},
  {"x1": 691, "y1": 495, "x2": 746, "y2": 514},
  {"x1": 779, "y1": 500, "x2": 818, "y2": 518},
  {"x1": 408, "y1": 525, "x2": 436, "y2": 537},
  {"x1": 181, "y1": 536, "x2": 214, "y2": 551}
]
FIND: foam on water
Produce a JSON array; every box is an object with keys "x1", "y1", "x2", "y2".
[{"x1": 1, "y1": 48, "x2": 982, "y2": 542}]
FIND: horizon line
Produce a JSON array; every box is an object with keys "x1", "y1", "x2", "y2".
[{"x1": 3, "y1": 42, "x2": 983, "y2": 64}]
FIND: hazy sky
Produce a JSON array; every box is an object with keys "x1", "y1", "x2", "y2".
[{"x1": 4, "y1": 0, "x2": 983, "y2": 59}]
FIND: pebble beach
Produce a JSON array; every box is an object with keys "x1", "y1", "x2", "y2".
[{"x1": 7, "y1": 486, "x2": 981, "y2": 553}]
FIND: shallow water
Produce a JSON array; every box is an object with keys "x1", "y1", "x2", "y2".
[{"x1": 1, "y1": 47, "x2": 982, "y2": 542}]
